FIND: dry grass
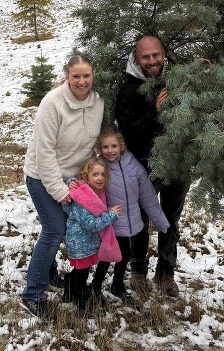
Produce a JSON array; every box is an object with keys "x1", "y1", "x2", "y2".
[
  {"x1": 0, "y1": 289, "x2": 177, "y2": 350},
  {"x1": 0, "y1": 112, "x2": 32, "y2": 190},
  {"x1": 0, "y1": 142, "x2": 26, "y2": 190},
  {"x1": 11, "y1": 32, "x2": 54, "y2": 44},
  {"x1": 21, "y1": 98, "x2": 41, "y2": 108}
]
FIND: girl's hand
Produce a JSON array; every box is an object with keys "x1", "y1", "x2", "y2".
[
  {"x1": 111, "y1": 205, "x2": 122, "y2": 215},
  {"x1": 69, "y1": 180, "x2": 79, "y2": 189},
  {"x1": 156, "y1": 88, "x2": 167, "y2": 111}
]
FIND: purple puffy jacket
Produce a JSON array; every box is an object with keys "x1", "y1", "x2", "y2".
[{"x1": 105, "y1": 150, "x2": 170, "y2": 237}]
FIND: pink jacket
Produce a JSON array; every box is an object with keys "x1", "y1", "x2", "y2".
[{"x1": 69, "y1": 181, "x2": 122, "y2": 262}]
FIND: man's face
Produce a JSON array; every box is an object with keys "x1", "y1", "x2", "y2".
[{"x1": 135, "y1": 38, "x2": 165, "y2": 77}]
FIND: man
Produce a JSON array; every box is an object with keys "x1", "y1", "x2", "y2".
[{"x1": 116, "y1": 36, "x2": 189, "y2": 297}]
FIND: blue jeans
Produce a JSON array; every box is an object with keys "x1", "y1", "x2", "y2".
[{"x1": 22, "y1": 176, "x2": 67, "y2": 301}]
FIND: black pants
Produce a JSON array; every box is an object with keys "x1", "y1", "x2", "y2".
[
  {"x1": 129, "y1": 227, "x2": 149, "y2": 276},
  {"x1": 92, "y1": 236, "x2": 131, "y2": 292},
  {"x1": 131, "y1": 179, "x2": 190, "y2": 276},
  {"x1": 71, "y1": 267, "x2": 90, "y2": 293},
  {"x1": 64, "y1": 267, "x2": 89, "y2": 298}
]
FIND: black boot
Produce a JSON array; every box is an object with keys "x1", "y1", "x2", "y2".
[
  {"x1": 111, "y1": 282, "x2": 132, "y2": 302},
  {"x1": 62, "y1": 272, "x2": 76, "y2": 302},
  {"x1": 71, "y1": 267, "x2": 92, "y2": 313},
  {"x1": 89, "y1": 282, "x2": 106, "y2": 307},
  {"x1": 75, "y1": 290, "x2": 91, "y2": 312}
]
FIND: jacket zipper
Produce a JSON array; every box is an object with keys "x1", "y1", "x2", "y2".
[{"x1": 118, "y1": 159, "x2": 132, "y2": 233}]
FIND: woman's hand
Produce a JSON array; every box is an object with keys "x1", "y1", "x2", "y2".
[
  {"x1": 60, "y1": 195, "x2": 72, "y2": 205},
  {"x1": 69, "y1": 180, "x2": 79, "y2": 189},
  {"x1": 111, "y1": 205, "x2": 122, "y2": 215}
]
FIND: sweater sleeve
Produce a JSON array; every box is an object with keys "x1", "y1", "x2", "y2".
[
  {"x1": 34, "y1": 96, "x2": 70, "y2": 202},
  {"x1": 71, "y1": 203, "x2": 119, "y2": 232}
]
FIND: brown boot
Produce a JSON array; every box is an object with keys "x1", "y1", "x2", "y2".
[
  {"x1": 130, "y1": 271, "x2": 151, "y2": 294},
  {"x1": 154, "y1": 273, "x2": 179, "y2": 297}
]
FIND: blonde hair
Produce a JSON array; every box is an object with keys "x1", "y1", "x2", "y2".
[
  {"x1": 55, "y1": 55, "x2": 93, "y2": 87},
  {"x1": 95, "y1": 127, "x2": 126, "y2": 156},
  {"x1": 66, "y1": 55, "x2": 93, "y2": 74},
  {"x1": 78, "y1": 157, "x2": 110, "y2": 187}
]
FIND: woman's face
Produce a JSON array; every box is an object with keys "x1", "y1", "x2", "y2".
[{"x1": 67, "y1": 63, "x2": 94, "y2": 100}]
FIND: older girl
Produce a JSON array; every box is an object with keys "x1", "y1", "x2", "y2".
[{"x1": 91, "y1": 128, "x2": 170, "y2": 300}]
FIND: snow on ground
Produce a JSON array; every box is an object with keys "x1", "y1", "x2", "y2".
[
  {"x1": 0, "y1": 0, "x2": 80, "y2": 116},
  {"x1": 0, "y1": 1, "x2": 224, "y2": 350}
]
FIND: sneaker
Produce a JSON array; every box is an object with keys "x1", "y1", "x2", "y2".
[
  {"x1": 111, "y1": 284, "x2": 133, "y2": 302},
  {"x1": 130, "y1": 272, "x2": 151, "y2": 294},
  {"x1": 48, "y1": 276, "x2": 64, "y2": 292},
  {"x1": 20, "y1": 299, "x2": 50, "y2": 318},
  {"x1": 154, "y1": 274, "x2": 179, "y2": 297}
]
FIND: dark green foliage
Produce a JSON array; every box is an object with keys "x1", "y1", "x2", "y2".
[
  {"x1": 143, "y1": 59, "x2": 224, "y2": 215},
  {"x1": 13, "y1": 0, "x2": 53, "y2": 40},
  {"x1": 199, "y1": 0, "x2": 224, "y2": 61},
  {"x1": 72, "y1": 0, "x2": 224, "y2": 215},
  {"x1": 22, "y1": 51, "x2": 56, "y2": 105},
  {"x1": 71, "y1": 0, "x2": 220, "y2": 122}
]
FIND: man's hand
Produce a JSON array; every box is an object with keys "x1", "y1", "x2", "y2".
[
  {"x1": 60, "y1": 195, "x2": 71, "y2": 205},
  {"x1": 201, "y1": 58, "x2": 211, "y2": 66},
  {"x1": 156, "y1": 88, "x2": 167, "y2": 111}
]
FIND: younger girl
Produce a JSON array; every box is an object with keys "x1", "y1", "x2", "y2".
[
  {"x1": 63, "y1": 157, "x2": 121, "y2": 311},
  {"x1": 91, "y1": 128, "x2": 170, "y2": 300}
]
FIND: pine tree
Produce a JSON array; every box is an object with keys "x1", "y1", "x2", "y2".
[
  {"x1": 140, "y1": 59, "x2": 224, "y2": 215},
  {"x1": 22, "y1": 50, "x2": 56, "y2": 106},
  {"x1": 198, "y1": 0, "x2": 224, "y2": 61},
  {"x1": 72, "y1": 0, "x2": 224, "y2": 215},
  {"x1": 72, "y1": 0, "x2": 221, "y2": 121},
  {"x1": 13, "y1": 0, "x2": 53, "y2": 41}
]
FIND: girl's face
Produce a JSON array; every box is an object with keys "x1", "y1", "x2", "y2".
[
  {"x1": 87, "y1": 164, "x2": 105, "y2": 193},
  {"x1": 67, "y1": 63, "x2": 94, "y2": 101},
  {"x1": 101, "y1": 135, "x2": 121, "y2": 161}
]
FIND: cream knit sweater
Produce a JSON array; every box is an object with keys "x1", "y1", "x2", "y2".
[{"x1": 24, "y1": 80, "x2": 104, "y2": 202}]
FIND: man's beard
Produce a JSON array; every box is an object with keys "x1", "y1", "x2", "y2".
[{"x1": 143, "y1": 64, "x2": 163, "y2": 77}]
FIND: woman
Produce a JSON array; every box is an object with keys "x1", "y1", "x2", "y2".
[{"x1": 21, "y1": 55, "x2": 105, "y2": 318}]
